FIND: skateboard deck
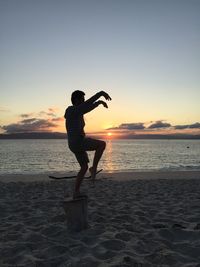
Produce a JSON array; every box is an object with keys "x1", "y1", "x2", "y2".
[{"x1": 49, "y1": 169, "x2": 103, "y2": 180}]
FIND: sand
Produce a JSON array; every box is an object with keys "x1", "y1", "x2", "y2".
[{"x1": 0, "y1": 171, "x2": 200, "y2": 267}]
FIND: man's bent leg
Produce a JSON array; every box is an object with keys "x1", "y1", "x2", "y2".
[
  {"x1": 73, "y1": 150, "x2": 89, "y2": 198},
  {"x1": 74, "y1": 163, "x2": 88, "y2": 196},
  {"x1": 90, "y1": 140, "x2": 106, "y2": 181}
]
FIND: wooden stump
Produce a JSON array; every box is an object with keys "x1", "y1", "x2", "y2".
[{"x1": 63, "y1": 197, "x2": 88, "y2": 232}]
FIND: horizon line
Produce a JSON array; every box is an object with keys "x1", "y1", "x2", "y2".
[{"x1": 0, "y1": 131, "x2": 200, "y2": 140}]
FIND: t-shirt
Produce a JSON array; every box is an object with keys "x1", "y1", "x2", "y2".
[{"x1": 64, "y1": 94, "x2": 100, "y2": 143}]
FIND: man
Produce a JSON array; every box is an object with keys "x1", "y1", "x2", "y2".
[{"x1": 64, "y1": 90, "x2": 112, "y2": 198}]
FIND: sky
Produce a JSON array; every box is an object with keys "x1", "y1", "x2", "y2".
[{"x1": 0, "y1": 0, "x2": 200, "y2": 138}]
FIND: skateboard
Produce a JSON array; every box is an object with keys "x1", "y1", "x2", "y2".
[{"x1": 49, "y1": 169, "x2": 103, "y2": 180}]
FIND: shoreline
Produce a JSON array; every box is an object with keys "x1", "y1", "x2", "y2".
[{"x1": 0, "y1": 170, "x2": 199, "y2": 183}]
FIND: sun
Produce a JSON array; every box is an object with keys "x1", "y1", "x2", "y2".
[{"x1": 107, "y1": 132, "x2": 113, "y2": 137}]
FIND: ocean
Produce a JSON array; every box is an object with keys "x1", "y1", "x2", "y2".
[{"x1": 0, "y1": 139, "x2": 200, "y2": 175}]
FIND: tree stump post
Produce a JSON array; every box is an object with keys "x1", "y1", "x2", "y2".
[{"x1": 63, "y1": 197, "x2": 88, "y2": 232}]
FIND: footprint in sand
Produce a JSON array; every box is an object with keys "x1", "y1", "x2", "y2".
[
  {"x1": 100, "y1": 239, "x2": 126, "y2": 251},
  {"x1": 74, "y1": 256, "x2": 100, "y2": 267},
  {"x1": 152, "y1": 223, "x2": 167, "y2": 229},
  {"x1": 93, "y1": 245, "x2": 117, "y2": 260},
  {"x1": 115, "y1": 231, "x2": 132, "y2": 241},
  {"x1": 172, "y1": 223, "x2": 187, "y2": 229},
  {"x1": 194, "y1": 223, "x2": 200, "y2": 230}
]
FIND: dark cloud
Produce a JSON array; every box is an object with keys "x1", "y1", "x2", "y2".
[
  {"x1": 107, "y1": 121, "x2": 200, "y2": 132},
  {"x1": 1, "y1": 118, "x2": 58, "y2": 134},
  {"x1": 21, "y1": 108, "x2": 58, "y2": 119},
  {"x1": 107, "y1": 120, "x2": 200, "y2": 132},
  {"x1": 175, "y1": 125, "x2": 189, "y2": 129},
  {"x1": 189, "y1": 122, "x2": 200, "y2": 129},
  {"x1": 0, "y1": 107, "x2": 63, "y2": 134},
  {"x1": 48, "y1": 108, "x2": 59, "y2": 113},
  {"x1": 148, "y1": 121, "x2": 171, "y2": 129},
  {"x1": 20, "y1": 113, "x2": 33, "y2": 118},
  {"x1": 108, "y1": 123, "x2": 145, "y2": 130},
  {"x1": 174, "y1": 122, "x2": 200, "y2": 129},
  {"x1": 21, "y1": 118, "x2": 37, "y2": 124},
  {"x1": 39, "y1": 111, "x2": 56, "y2": 117},
  {"x1": 1, "y1": 107, "x2": 62, "y2": 134}
]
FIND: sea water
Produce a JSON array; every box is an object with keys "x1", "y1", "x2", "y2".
[{"x1": 0, "y1": 139, "x2": 200, "y2": 175}]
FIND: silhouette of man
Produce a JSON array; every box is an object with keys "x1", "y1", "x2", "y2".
[{"x1": 64, "y1": 90, "x2": 111, "y2": 198}]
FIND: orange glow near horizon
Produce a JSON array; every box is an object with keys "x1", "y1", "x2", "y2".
[{"x1": 103, "y1": 131, "x2": 120, "y2": 140}]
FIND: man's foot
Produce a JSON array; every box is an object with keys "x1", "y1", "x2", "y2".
[{"x1": 89, "y1": 166, "x2": 97, "y2": 182}]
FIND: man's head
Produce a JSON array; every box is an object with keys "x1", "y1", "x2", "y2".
[{"x1": 71, "y1": 90, "x2": 85, "y2": 105}]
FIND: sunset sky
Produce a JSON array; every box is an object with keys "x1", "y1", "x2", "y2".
[{"x1": 1, "y1": 0, "x2": 200, "y2": 138}]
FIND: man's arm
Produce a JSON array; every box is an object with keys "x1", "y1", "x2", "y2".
[
  {"x1": 84, "y1": 91, "x2": 112, "y2": 105},
  {"x1": 76, "y1": 100, "x2": 108, "y2": 114},
  {"x1": 76, "y1": 91, "x2": 111, "y2": 114}
]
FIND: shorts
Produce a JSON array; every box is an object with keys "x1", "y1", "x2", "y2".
[{"x1": 68, "y1": 137, "x2": 104, "y2": 166}]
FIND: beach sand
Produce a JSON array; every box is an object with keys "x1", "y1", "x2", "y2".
[{"x1": 1, "y1": 171, "x2": 200, "y2": 266}]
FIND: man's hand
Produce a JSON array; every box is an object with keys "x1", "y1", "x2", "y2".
[
  {"x1": 99, "y1": 100, "x2": 108, "y2": 108},
  {"x1": 100, "y1": 91, "x2": 112, "y2": 101}
]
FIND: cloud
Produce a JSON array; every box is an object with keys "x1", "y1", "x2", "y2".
[
  {"x1": 39, "y1": 108, "x2": 60, "y2": 117},
  {"x1": 48, "y1": 107, "x2": 59, "y2": 113},
  {"x1": 107, "y1": 123, "x2": 145, "y2": 130},
  {"x1": 174, "y1": 122, "x2": 200, "y2": 129},
  {"x1": 20, "y1": 113, "x2": 33, "y2": 118},
  {"x1": 1, "y1": 118, "x2": 58, "y2": 134},
  {"x1": 175, "y1": 125, "x2": 189, "y2": 129},
  {"x1": 21, "y1": 118, "x2": 38, "y2": 124},
  {"x1": 107, "y1": 121, "x2": 200, "y2": 133},
  {"x1": 1, "y1": 107, "x2": 63, "y2": 134},
  {"x1": 188, "y1": 122, "x2": 200, "y2": 129},
  {"x1": 148, "y1": 121, "x2": 171, "y2": 129},
  {"x1": 20, "y1": 107, "x2": 60, "y2": 119},
  {"x1": 107, "y1": 121, "x2": 172, "y2": 131},
  {"x1": 39, "y1": 110, "x2": 57, "y2": 117}
]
